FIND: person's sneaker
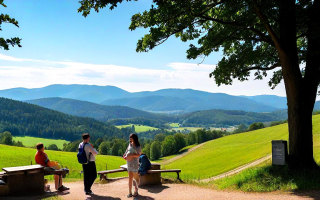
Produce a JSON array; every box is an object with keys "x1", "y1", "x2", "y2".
[
  {"x1": 58, "y1": 185, "x2": 69, "y2": 192},
  {"x1": 85, "y1": 190, "x2": 94, "y2": 195}
]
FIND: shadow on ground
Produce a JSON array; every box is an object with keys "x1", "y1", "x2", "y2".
[{"x1": 139, "y1": 184, "x2": 170, "y2": 194}]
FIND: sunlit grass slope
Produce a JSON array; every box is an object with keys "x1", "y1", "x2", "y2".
[
  {"x1": 0, "y1": 145, "x2": 127, "y2": 180},
  {"x1": 13, "y1": 136, "x2": 68, "y2": 149},
  {"x1": 163, "y1": 115, "x2": 320, "y2": 180},
  {"x1": 116, "y1": 124, "x2": 158, "y2": 133}
]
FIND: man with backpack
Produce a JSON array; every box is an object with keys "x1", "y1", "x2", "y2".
[{"x1": 78, "y1": 133, "x2": 98, "y2": 195}]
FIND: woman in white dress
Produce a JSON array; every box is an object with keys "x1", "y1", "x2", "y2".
[{"x1": 123, "y1": 133, "x2": 141, "y2": 198}]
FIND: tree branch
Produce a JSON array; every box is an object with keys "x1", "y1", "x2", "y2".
[
  {"x1": 242, "y1": 63, "x2": 281, "y2": 72},
  {"x1": 250, "y1": 0, "x2": 282, "y2": 50}
]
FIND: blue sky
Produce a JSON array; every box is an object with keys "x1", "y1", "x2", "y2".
[{"x1": 0, "y1": 0, "x2": 288, "y2": 97}]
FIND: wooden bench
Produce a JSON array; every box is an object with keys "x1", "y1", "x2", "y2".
[
  {"x1": 0, "y1": 165, "x2": 45, "y2": 196},
  {"x1": 98, "y1": 168, "x2": 127, "y2": 181},
  {"x1": 97, "y1": 164, "x2": 182, "y2": 185},
  {"x1": 147, "y1": 169, "x2": 182, "y2": 181},
  {"x1": 0, "y1": 172, "x2": 6, "y2": 179}
]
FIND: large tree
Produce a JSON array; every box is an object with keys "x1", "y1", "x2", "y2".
[
  {"x1": 0, "y1": 0, "x2": 21, "y2": 50},
  {"x1": 78, "y1": 0, "x2": 320, "y2": 168}
]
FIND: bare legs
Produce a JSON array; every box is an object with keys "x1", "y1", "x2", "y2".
[
  {"x1": 128, "y1": 171, "x2": 140, "y2": 195},
  {"x1": 54, "y1": 174, "x2": 62, "y2": 190}
]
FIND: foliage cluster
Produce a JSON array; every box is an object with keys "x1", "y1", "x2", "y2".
[
  {"x1": 0, "y1": 131, "x2": 24, "y2": 147},
  {"x1": 0, "y1": 0, "x2": 22, "y2": 50}
]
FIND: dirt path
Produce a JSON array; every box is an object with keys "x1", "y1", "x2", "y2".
[
  {"x1": 6, "y1": 178, "x2": 320, "y2": 200},
  {"x1": 161, "y1": 142, "x2": 207, "y2": 165},
  {"x1": 201, "y1": 154, "x2": 272, "y2": 182}
]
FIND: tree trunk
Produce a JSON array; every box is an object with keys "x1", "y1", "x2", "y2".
[
  {"x1": 277, "y1": 0, "x2": 319, "y2": 168},
  {"x1": 286, "y1": 84, "x2": 318, "y2": 168}
]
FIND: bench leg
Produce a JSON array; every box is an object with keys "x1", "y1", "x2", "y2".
[
  {"x1": 100, "y1": 174, "x2": 108, "y2": 181},
  {"x1": 177, "y1": 172, "x2": 182, "y2": 182}
]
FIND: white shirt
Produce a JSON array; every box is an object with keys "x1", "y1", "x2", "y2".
[{"x1": 79, "y1": 142, "x2": 98, "y2": 162}]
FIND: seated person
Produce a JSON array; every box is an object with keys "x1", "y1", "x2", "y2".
[{"x1": 35, "y1": 143, "x2": 69, "y2": 192}]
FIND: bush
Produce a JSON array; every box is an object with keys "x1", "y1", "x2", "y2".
[
  {"x1": 248, "y1": 122, "x2": 265, "y2": 131},
  {"x1": 47, "y1": 144, "x2": 59, "y2": 151}
]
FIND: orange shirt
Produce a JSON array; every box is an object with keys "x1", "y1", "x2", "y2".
[{"x1": 35, "y1": 151, "x2": 50, "y2": 167}]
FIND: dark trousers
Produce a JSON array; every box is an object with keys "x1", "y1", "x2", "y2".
[{"x1": 82, "y1": 161, "x2": 97, "y2": 192}]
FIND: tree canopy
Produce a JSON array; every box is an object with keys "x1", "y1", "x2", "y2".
[
  {"x1": 78, "y1": 0, "x2": 318, "y2": 90},
  {"x1": 0, "y1": 0, "x2": 21, "y2": 50}
]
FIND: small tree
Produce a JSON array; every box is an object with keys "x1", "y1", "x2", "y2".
[
  {"x1": 99, "y1": 141, "x2": 110, "y2": 155},
  {"x1": 154, "y1": 133, "x2": 166, "y2": 142},
  {"x1": 174, "y1": 133, "x2": 186, "y2": 152},
  {"x1": 234, "y1": 124, "x2": 248, "y2": 133},
  {"x1": 150, "y1": 141, "x2": 161, "y2": 161},
  {"x1": 142, "y1": 143, "x2": 151, "y2": 158},
  {"x1": 161, "y1": 135, "x2": 176, "y2": 156},
  {"x1": 248, "y1": 122, "x2": 265, "y2": 131},
  {"x1": 47, "y1": 144, "x2": 59, "y2": 151},
  {"x1": 0, "y1": 131, "x2": 13, "y2": 145}
]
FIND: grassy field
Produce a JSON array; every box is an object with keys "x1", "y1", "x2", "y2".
[
  {"x1": 179, "y1": 144, "x2": 197, "y2": 153},
  {"x1": 167, "y1": 123, "x2": 180, "y2": 128},
  {"x1": 211, "y1": 159, "x2": 320, "y2": 192},
  {"x1": 0, "y1": 145, "x2": 127, "y2": 180},
  {"x1": 13, "y1": 136, "x2": 68, "y2": 149},
  {"x1": 162, "y1": 115, "x2": 320, "y2": 181},
  {"x1": 116, "y1": 124, "x2": 158, "y2": 133},
  {"x1": 172, "y1": 127, "x2": 203, "y2": 132}
]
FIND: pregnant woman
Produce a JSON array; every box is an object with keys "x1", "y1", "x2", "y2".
[{"x1": 123, "y1": 133, "x2": 142, "y2": 198}]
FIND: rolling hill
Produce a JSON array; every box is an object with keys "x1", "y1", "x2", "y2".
[
  {"x1": 162, "y1": 114, "x2": 320, "y2": 180},
  {"x1": 101, "y1": 89, "x2": 279, "y2": 112},
  {"x1": 26, "y1": 97, "x2": 288, "y2": 127},
  {"x1": 26, "y1": 97, "x2": 174, "y2": 122},
  {"x1": 0, "y1": 97, "x2": 122, "y2": 141}
]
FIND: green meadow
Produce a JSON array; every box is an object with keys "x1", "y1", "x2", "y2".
[
  {"x1": 13, "y1": 136, "x2": 68, "y2": 149},
  {"x1": 0, "y1": 145, "x2": 127, "y2": 180},
  {"x1": 172, "y1": 127, "x2": 203, "y2": 132},
  {"x1": 162, "y1": 115, "x2": 320, "y2": 181},
  {"x1": 116, "y1": 124, "x2": 158, "y2": 133},
  {"x1": 167, "y1": 123, "x2": 180, "y2": 128}
]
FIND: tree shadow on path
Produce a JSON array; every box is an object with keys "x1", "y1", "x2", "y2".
[
  {"x1": 139, "y1": 184, "x2": 170, "y2": 194},
  {"x1": 85, "y1": 194, "x2": 121, "y2": 200}
]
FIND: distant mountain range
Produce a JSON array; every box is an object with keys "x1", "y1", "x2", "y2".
[
  {"x1": 1, "y1": 84, "x2": 320, "y2": 113},
  {"x1": 26, "y1": 97, "x2": 173, "y2": 122},
  {"x1": 26, "y1": 97, "x2": 288, "y2": 126}
]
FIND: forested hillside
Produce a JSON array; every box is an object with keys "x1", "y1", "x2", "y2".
[
  {"x1": 0, "y1": 98, "x2": 123, "y2": 141},
  {"x1": 26, "y1": 97, "x2": 176, "y2": 122},
  {"x1": 27, "y1": 98, "x2": 288, "y2": 127},
  {"x1": 181, "y1": 109, "x2": 288, "y2": 126}
]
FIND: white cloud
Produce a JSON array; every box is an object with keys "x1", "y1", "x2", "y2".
[{"x1": 0, "y1": 53, "x2": 291, "y2": 98}]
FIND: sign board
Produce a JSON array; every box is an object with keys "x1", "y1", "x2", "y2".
[{"x1": 272, "y1": 140, "x2": 288, "y2": 165}]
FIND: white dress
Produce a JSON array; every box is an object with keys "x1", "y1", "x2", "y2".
[{"x1": 126, "y1": 144, "x2": 141, "y2": 172}]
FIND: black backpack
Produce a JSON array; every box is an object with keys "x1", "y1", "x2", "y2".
[{"x1": 77, "y1": 143, "x2": 89, "y2": 164}]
